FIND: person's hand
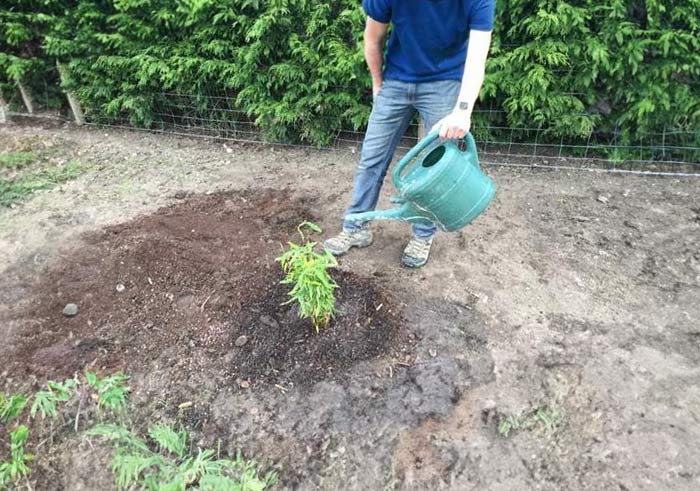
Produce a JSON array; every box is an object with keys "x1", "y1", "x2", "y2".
[{"x1": 432, "y1": 108, "x2": 471, "y2": 139}]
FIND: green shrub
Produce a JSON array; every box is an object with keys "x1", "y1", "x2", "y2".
[{"x1": 1, "y1": 0, "x2": 698, "y2": 156}]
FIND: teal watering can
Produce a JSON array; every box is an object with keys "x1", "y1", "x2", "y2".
[{"x1": 346, "y1": 130, "x2": 496, "y2": 231}]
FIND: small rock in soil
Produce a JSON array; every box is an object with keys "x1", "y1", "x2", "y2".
[
  {"x1": 573, "y1": 215, "x2": 591, "y2": 222},
  {"x1": 115, "y1": 283, "x2": 126, "y2": 293},
  {"x1": 235, "y1": 335, "x2": 249, "y2": 347},
  {"x1": 69, "y1": 210, "x2": 97, "y2": 225},
  {"x1": 174, "y1": 190, "x2": 187, "y2": 199},
  {"x1": 597, "y1": 195, "x2": 609, "y2": 204},
  {"x1": 62, "y1": 303, "x2": 79, "y2": 317}
]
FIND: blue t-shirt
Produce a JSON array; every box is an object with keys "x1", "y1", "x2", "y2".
[{"x1": 362, "y1": 0, "x2": 495, "y2": 83}]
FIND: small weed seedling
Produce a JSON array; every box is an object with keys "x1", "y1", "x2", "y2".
[
  {"x1": 276, "y1": 221, "x2": 338, "y2": 332},
  {"x1": 88, "y1": 423, "x2": 276, "y2": 491},
  {"x1": 497, "y1": 414, "x2": 524, "y2": 438},
  {"x1": 0, "y1": 425, "x2": 34, "y2": 486},
  {"x1": 85, "y1": 371, "x2": 130, "y2": 413},
  {"x1": 497, "y1": 406, "x2": 562, "y2": 438},
  {"x1": 31, "y1": 378, "x2": 78, "y2": 420},
  {"x1": 0, "y1": 370, "x2": 130, "y2": 487},
  {"x1": 0, "y1": 394, "x2": 28, "y2": 424}
]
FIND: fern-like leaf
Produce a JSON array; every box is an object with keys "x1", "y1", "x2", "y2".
[
  {"x1": 0, "y1": 394, "x2": 28, "y2": 423},
  {"x1": 148, "y1": 424, "x2": 187, "y2": 458}
]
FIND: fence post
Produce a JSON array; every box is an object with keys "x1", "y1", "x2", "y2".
[
  {"x1": 17, "y1": 82, "x2": 35, "y2": 114},
  {"x1": 0, "y1": 89, "x2": 9, "y2": 124},
  {"x1": 56, "y1": 61, "x2": 85, "y2": 125}
]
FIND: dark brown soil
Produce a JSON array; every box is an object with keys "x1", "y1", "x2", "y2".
[
  {"x1": 4, "y1": 189, "x2": 413, "y2": 391},
  {"x1": 234, "y1": 270, "x2": 410, "y2": 387}
]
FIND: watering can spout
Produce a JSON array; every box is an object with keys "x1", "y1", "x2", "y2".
[{"x1": 346, "y1": 202, "x2": 423, "y2": 226}]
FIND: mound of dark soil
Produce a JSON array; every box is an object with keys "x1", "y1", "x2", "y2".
[
  {"x1": 4, "y1": 189, "x2": 412, "y2": 390},
  {"x1": 233, "y1": 269, "x2": 408, "y2": 386}
]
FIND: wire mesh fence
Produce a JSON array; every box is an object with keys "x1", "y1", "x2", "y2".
[{"x1": 3, "y1": 85, "x2": 700, "y2": 177}]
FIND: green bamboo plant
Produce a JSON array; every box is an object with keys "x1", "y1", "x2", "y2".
[{"x1": 276, "y1": 221, "x2": 338, "y2": 333}]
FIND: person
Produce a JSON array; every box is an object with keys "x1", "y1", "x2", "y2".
[{"x1": 324, "y1": 0, "x2": 496, "y2": 268}]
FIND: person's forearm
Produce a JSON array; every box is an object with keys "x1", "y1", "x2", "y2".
[
  {"x1": 364, "y1": 18, "x2": 387, "y2": 93},
  {"x1": 456, "y1": 66, "x2": 486, "y2": 113},
  {"x1": 455, "y1": 30, "x2": 492, "y2": 115},
  {"x1": 365, "y1": 40, "x2": 384, "y2": 90}
]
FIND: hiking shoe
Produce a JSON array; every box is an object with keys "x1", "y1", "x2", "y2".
[
  {"x1": 323, "y1": 228, "x2": 374, "y2": 256},
  {"x1": 401, "y1": 235, "x2": 434, "y2": 268}
]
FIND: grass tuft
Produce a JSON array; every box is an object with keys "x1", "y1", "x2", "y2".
[
  {"x1": 497, "y1": 406, "x2": 561, "y2": 438},
  {"x1": 0, "y1": 151, "x2": 38, "y2": 170},
  {"x1": 0, "y1": 160, "x2": 83, "y2": 207}
]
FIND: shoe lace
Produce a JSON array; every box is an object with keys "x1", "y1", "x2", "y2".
[
  {"x1": 336, "y1": 230, "x2": 356, "y2": 245},
  {"x1": 405, "y1": 237, "x2": 432, "y2": 257}
]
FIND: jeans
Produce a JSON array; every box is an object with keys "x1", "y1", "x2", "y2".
[{"x1": 343, "y1": 79, "x2": 461, "y2": 239}]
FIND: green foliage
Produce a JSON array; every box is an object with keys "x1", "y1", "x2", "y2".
[
  {"x1": 0, "y1": 370, "x2": 131, "y2": 488},
  {"x1": 0, "y1": 394, "x2": 28, "y2": 424},
  {"x1": 497, "y1": 406, "x2": 561, "y2": 438},
  {"x1": 0, "y1": 425, "x2": 34, "y2": 486},
  {"x1": 0, "y1": 0, "x2": 64, "y2": 110},
  {"x1": 0, "y1": 151, "x2": 37, "y2": 170},
  {"x1": 276, "y1": 221, "x2": 338, "y2": 332},
  {"x1": 85, "y1": 371, "x2": 130, "y2": 412},
  {"x1": 497, "y1": 414, "x2": 522, "y2": 438},
  {"x1": 148, "y1": 424, "x2": 187, "y2": 459},
  {"x1": 0, "y1": 160, "x2": 83, "y2": 207},
  {"x1": 1, "y1": 1, "x2": 698, "y2": 155},
  {"x1": 88, "y1": 423, "x2": 276, "y2": 491},
  {"x1": 30, "y1": 378, "x2": 77, "y2": 420},
  {"x1": 483, "y1": 0, "x2": 700, "y2": 158}
]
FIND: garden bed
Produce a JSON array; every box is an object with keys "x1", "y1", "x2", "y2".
[{"x1": 1, "y1": 124, "x2": 699, "y2": 490}]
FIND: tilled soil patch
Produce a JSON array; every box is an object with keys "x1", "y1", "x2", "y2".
[
  {"x1": 234, "y1": 271, "x2": 410, "y2": 386},
  {"x1": 1, "y1": 188, "x2": 420, "y2": 490},
  {"x1": 3, "y1": 189, "x2": 413, "y2": 392}
]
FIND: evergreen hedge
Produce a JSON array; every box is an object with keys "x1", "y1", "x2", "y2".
[{"x1": 2, "y1": 0, "x2": 699, "y2": 154}]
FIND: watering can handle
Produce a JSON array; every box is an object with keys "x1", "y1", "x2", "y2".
[{"x1": 392, "y1": 130, "x2": 478, "y2": 188}]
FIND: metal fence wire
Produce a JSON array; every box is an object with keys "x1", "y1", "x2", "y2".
[{"x1": 4, "y1": 87, "x2": 700, "y2": 177}]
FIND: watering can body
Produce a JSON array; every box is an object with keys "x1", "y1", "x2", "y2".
[{"x1": 346, "y1": 130, "x2": 495, "y2": 232}]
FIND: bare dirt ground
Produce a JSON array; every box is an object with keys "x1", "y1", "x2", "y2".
[{"x1": 1, "y1": 121, "x2": 699, "y2": 491}]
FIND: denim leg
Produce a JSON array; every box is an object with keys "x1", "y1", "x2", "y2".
[
  {"x1": 343, "y1": 81, "x2": 415, "y2": 232},
  {"x1": 411, "y1": 80, "x2": 462, "y2": 239}
]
